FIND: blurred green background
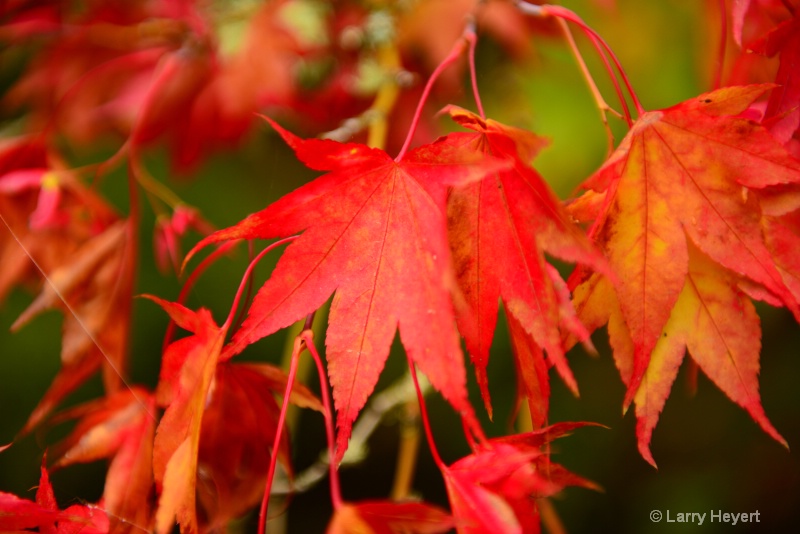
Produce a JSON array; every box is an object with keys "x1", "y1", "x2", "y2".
[{"x1": 2, "y1": 1, "x2": 799, "y2": 532}]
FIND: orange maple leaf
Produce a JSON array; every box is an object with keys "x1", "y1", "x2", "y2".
[{"x1": 569, "y1": 85, "x2": 800, "y2": 465}]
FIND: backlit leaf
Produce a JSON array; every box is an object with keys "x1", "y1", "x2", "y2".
[
  {"x1": 569, "y1": 85, "x2": 800, "y2": 463},
  {"x1": 189, "y1": 117, "x2": 507, "y2": 462}
]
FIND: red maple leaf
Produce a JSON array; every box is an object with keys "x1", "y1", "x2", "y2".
[
  {"x1": 189, "y1": 116, "x2": 507, "y2": 461},
  {"x1": 146, "y1": 296, "x2": 321, "y2": 533},
  {"x1": 444, "y1": 106, "x2": 606, "y2": 419},
  {"x1": 442, "y1": 425, "x2": 598, "y2": 534}
]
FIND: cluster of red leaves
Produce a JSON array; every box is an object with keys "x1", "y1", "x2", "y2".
[
  {"x1": 438, "y1": 423, "x2": 599, "y2": 533},
  {"x1": 2, "y1": 1, "x2": 800, "y2": 533},
  {"x1": 0, "y1": 136, "x2": 132, "y2": 434},
  {"x1": 9, "y1": 295, "x2": 322, "y2": 534},
  {"x1": 185, "y1": 100, "x2": 610, "y2": 530},
  {"x1": 3, "y1": 3, "x2": 584, "y2": 531},
  {"x1": 144, "y1": 297, "x2": 323, "y2": 533},
  {"x1": 3, "y1": 0, "x2": 298, "y2": 171},
  {"x1": 1, "y1": 0, "x2": 544, "y2": 167}
]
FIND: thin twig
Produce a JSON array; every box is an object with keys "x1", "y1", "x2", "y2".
[
  {"x1": 301, "y1": 330, "x2": 343, "y2": 509},
  {"x1": 712, "y1": 0, "x2": 727, "y2": 90},
  {"x1": 517, "y1": 2, "x2": 646, "y2": 122},
  {"x1": 465, "y1": 16, "x2": 485, "y2": 119},
  {"x1": 395, "y1": 31, "x2": 468, "y2": 161},
  {"x1": 320, "y1": 45, "x2": 408, "y2": 147},
  {"x1": 258, "y1": 336, "x2": 303, "y2": 534},
  {"x1": 390, "y1": 397, "x2": 421, "y2": 500},
  {"x1": 407, "y1": 358, "x2": 446, "y2": 469},
  {"x1": 269, "y1": 370, "x2": 430, "y2": 495},
  {"x1": 555, "y1": 17, "x2": 618, "y2": 155}
]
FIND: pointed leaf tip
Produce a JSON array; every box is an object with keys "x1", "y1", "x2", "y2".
[{"x1": 258, "y1": 113, "x2": 388, "y2": 172}]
